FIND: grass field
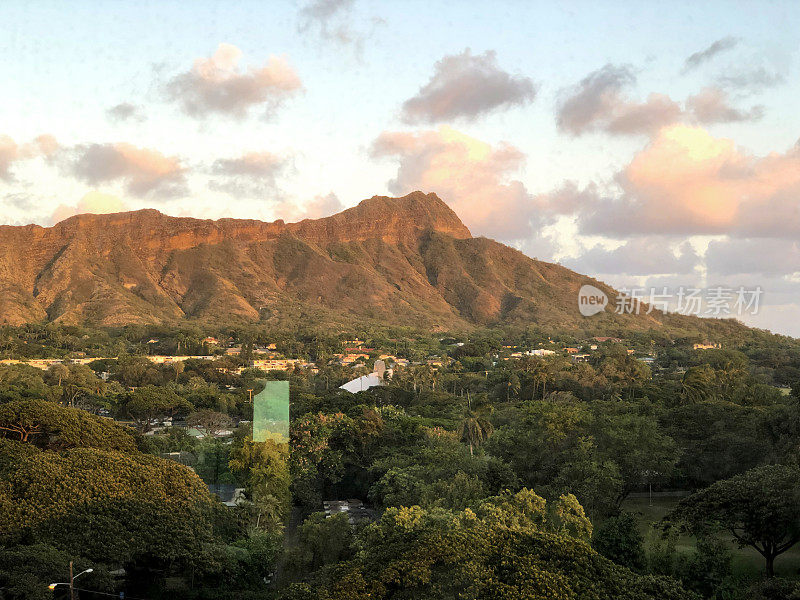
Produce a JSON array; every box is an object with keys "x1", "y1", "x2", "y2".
[{"x1": 622, "y1": 496, "x2": 800, "y2": 580}]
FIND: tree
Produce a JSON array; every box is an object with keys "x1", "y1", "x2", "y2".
[
  {"x1": 282, "y1": 512, "x2": 355, "y2": 580},
  {"x1": 187, "y1": 409, "x2": 233, "y2": 438},
  {"x1": 0, "y1": 399, "x2": 136, "y2": 451},
  {"x1": 680, "y1": 366, "x2": 714, "y2": 403},
  {"x1": 666, "y1": 464, "x2": 800, "y2": 577},
  {"x1": 0, "y1": 544, "x2": 84, "y2": 600},
  {"x1": 457, "y1": 405, "x2": 493, "y2": 456},
  {"x1": 43, "y1": 363, "x2": 104, "y2": 408},
  {"x1": 299, "y1": 490, "x2": 696, "y2": 600},
  {"x1": 122, "y1": 385, "x2": 191, "y2": 433},
  {"x1": 594, "y1": 408, "x2": 678, "y2": 505},
  {"x1": 229, "y1": 436, "x2": 291, "y2": 529},
  {"x1": 0, "y1": 446, "x2": 234, "y2": 568},
  {"x1": 592, "y1": 512, "x2": 646, "y2": 571}
]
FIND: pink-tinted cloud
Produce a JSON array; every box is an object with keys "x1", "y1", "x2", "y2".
[
  {"x1": 686, "y1": 87, "x2": 763, "y2": 123},
  {"x1": 278, "y1": 192, "x2": 344, "y2": 221},
  {"x1": 166, "y1": 43, "x2": 302, "y2": 119},
  {"x1": 579, "y1": 124, "x2": 800, "y2": 237},
  {"x1": 51, "y1": 191, "x2": 128, "y2": 224},
  {"x1": 556, "y1": 64, "x2": 681, "y2": 135},
  {"x1": 371, "y1": 126, "x2": 550, "y2": 239},
  {"x1": 401, "y1": 49, "x2": 537, "y2": 124},
  {"x1": 65, "y1": 142, "x2": 187, "y2": 198},
  {"x1": 0, "y1": 134, "x2": 58, "y2": 181}
]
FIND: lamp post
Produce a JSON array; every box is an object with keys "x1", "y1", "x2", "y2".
[{"x1": 48, "y1": 562, "x2": 93, "y2": 600}]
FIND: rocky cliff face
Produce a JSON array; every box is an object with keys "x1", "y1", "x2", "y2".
[{"x1": 0, "y1": 190, "x2": 713, "y2": 332}]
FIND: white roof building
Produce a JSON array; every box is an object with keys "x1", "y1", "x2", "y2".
[
  {"x1": 340, "y1": 373, "x2": 383, "y2": 393},
  {"x1": 339, "y1": 360, "x2": 387, "y2": 393}
]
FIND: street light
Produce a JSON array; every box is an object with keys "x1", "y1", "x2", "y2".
[{"x1": 48, "y1": 562, "x2": 93, "y2": 599}]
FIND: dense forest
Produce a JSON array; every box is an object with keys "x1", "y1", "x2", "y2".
[{"x1": 2, "y1": 322, "x2": 800, "y2": 599}]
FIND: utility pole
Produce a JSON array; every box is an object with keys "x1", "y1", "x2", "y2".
[
  {"x1": 48, "y1": 562, "x2": 92, "y2": 597},
  {"x1": 247, "y1": 389, "x2": 254, "y2": 403}
]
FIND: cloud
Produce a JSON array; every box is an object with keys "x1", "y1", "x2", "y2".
[
  {"x1": 400, "y1": 49, "x2": 537, "y2": 124},
  {"x1": 715, "y1": 65, "x2": 785, "y2": 92},
  {"x1": 208, "y1": 151, "x2": 291, "y2": 197},
  {"x1": 683, "y1": 36, "x2": 739, "y2": 71},
  {"x1": 300, "y1": 192, "x2": 344, "y2": 219},
  {"x1": 371, "y1": 126, "x2": 569, "y2": 240},
  {"x1": 278, "y1": 192, "x2": 345, "y2": 221},
  {"x1": 705, "y1": 238, "x2": 800, "y2": 277},
  {"x1": 51, "y1": 191, "x2": 127, "y2": 224},
  {"x1": 564, "y1": 238, "x2": 700, "y2": 276},
  {"x1": 107, "y1": 103, "x2": 146, "y2": 122},
  {"x1": 0, "y1": 136, "x2": 20, "y2": 181},
  {"x1": 556, "y1": 64, "x2": 765, "y2": 135},
  {"x1": 556, "y1": 64, "x2": 681, "y2": 135},
  {"x1": 166, "y1": 43, "x2": 302, "y2": 119},
  {"x1": 578, "y1": 124, "x2": 800, "y2": 237},
  {"x1": 0, "y1": 134, "x2": 58, "y2": 181},
  {"x1": 64, "y1": 142, "x2": 187, "y2": 198},
  {"x1": 556, "y1": 64, "x2": 634, "y2": 134},
  {"x1": 297, "y1": 0, "x2": 384, "y2": 55},
  {"x1": 686, "y1": 87, "x2": 763, "y2": 123}
]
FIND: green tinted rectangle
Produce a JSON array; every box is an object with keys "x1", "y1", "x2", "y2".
[{"x1": 253, "y1": 380, "x2": 289, "y2": 444}]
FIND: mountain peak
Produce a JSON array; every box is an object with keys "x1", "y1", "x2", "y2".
[{"x1": 302, "y1": 191, "x2": 471, "y2": 243}]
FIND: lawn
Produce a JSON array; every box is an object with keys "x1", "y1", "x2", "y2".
[{"x1": 622, "y1": 496, "x2": 800, "y2": 580}]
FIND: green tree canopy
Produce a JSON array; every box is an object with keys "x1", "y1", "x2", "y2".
[
  {"x1": 0, "y1": 399, "x2": 136, "y2": 452},
  {"x1": 0, "y1": 446, "x2": 232, "y2": 567},
  {"x1": 666, "y1": 464, "x2": 800, "y2": 577},
  {"x1": 290, "y1": 490, "x2": 696, "y2": 600}
]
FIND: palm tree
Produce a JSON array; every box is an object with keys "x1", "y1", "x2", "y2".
[
  {"x1": 680, "y1": 365, "x2": 714, "y2": 403},
  {"x1": 532, "y1": 363, "x2": 552, "y2": 400},
  {"x1": 458, "y1": 400, "x2": 494, "y2": 456}
]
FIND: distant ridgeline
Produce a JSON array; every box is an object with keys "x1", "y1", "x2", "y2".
[{"x1": 0, "y1": 191, "x2": 764, "y2": 340}]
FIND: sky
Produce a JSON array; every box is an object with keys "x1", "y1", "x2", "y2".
[{"x1": 1, "y1": 0, "x2": 799, "y2": 336}]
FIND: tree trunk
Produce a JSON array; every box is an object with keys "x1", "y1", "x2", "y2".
[{"x1": 766, "y1": 553, "x2": 775, "y2": 577}]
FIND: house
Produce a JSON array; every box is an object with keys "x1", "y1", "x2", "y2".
[
  {"x1": 565, "y1": 347, "x2": 579, "y2": 354},
  {"x1": 527, "y1": 349, "x2": 556, "y2": 357},
  {"x1": 593, "y1": 337, "x2": 623, "y2": 343},
  {"x1": 693, "y1": 342, "x2": 721, "y2": 350},
  {"x1": 571, "y1": 354, "x2": 591, "y2": 363},
  {"x1": 202, "y1": 337, "x2": 220, "y2": 346},
  {"x1": 250, "y1": 358, "x2": 301, "y2": 371}
]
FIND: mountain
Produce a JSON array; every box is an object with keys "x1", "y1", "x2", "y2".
[{"x1": 0, "y1": 191, "x2": 749, "y2": 335}]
